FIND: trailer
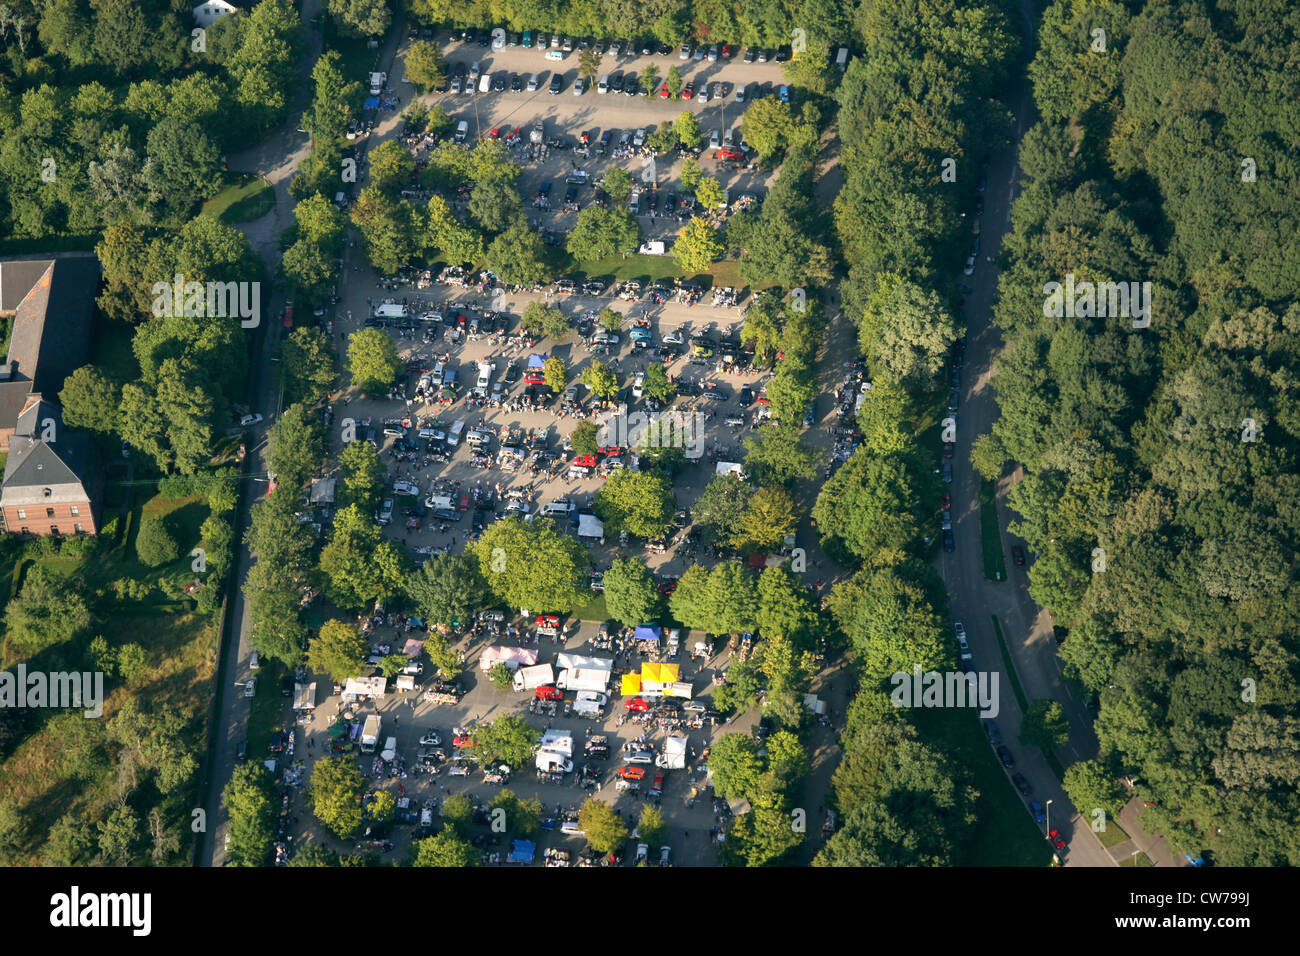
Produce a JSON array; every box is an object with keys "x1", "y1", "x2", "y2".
[
  {"x1": 343, "y1": 676, "x2": 388, "y2": 700},
  {"x1": 293, "y1": 681, "x2": 317, "y2": 712},
  {"x1": 536, "y1": 729, "x2": 574, "y2": 773},
  {"x1": 512, "y1": 663, "x2": 555, "y2": 692},
  {"x1": 360, "y1": 715, "x2": 382, "y2": 753},
  {"x1": 557, "y1": 667, "x2": 611, "y2": 693},
  {"x1": 572, "y1": 691, "x2": 608, "y2": 717}
]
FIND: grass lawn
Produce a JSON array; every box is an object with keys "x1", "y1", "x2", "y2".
[
  {"x1": 990, "y1": 615, "x2": 1030, "y2": 713},
  {"x1": 0, "y1": 233, "x2": 100, "y2": 256},
  {"x1": 979, "y1": 480, "x2": 1007, "y2": 581},
  {"x1": 202, "y1": 173, "x2": 276, "y2": 224},
  {"x1": 574, "y1": 592, "x2": 607, "y2": 621},
  {"x1": 1097, "y1": 820, "x2": 1131, "y2": 849},
  {"x1": 913, "y1": 704, "x2": 1053, "y2": 866},
  {"x1": 245, "y1": 659, "x2": 286, "y2": 758},
  {"x1": 1120, "y1": 851, "x2": 1153, "y2": 867}
]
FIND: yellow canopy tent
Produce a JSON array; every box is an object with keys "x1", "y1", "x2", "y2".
[{"x1": 621, "y1": 673, "x2": 642, "y2": 696}]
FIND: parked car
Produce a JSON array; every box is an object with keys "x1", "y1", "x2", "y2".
[
  {"x1": 997, "y1": 745, "x2": 1016, "y2": 769},
  {"x1": 1011, "y1": 545, "x2": 1026, "y2": 566},
  {"x1": 1012, "y1": 773, "x2": 1033, "y2": 796}
]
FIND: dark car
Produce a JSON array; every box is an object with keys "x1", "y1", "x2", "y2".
[
  {"x1": 743, "y1": 47, "x2": 756, "y2": 62},
  {"x1": 1011, "y1": 545, "x2": 1026, "y2": 566},
  {"x1": 504, "y1": 364, "x2": 520, "y2": 384},
  {"x1": 702, "y1": 387, "x2": 728, "y2": 400},
  {"x1": 1011, "y1": 773, "x2": 1032, "y2": 796},
  {"x1": 976, "y1": 175, "x2": 987, "y2": 193},
  {"x1": 942, "y1": 529, "x2": 954, "y2": 552},
  {"x1": 1029, "y1": 800, "x2": 1047, "y2": 824},
  {"x1": 984, "y1": 722, "x2": 1002, "y2": 745},
  {"x1": 492, "y1": 73, "x2": 506, "y2": 91},
  {"x1": 624, "y1": 77, "x2": 641, "y2": 96},
  {"x1": 943, "y1": 442, "x2": 954, "y2": 459},
  {"x1": 610, "y1": 71, "x2": 624, "y2": 92},
  {"x1": 774, "y1": 44, "x2": 791, "y2": 62},
  {"x1": 432, "y1": 508, "x2": 462, "y2": 521},
  {"x1": 236, "y1": 740, "x2": 248, "y2": 761},
  {"x1": 510, "y1": 73, "x2": 523, "y2": 91},
  {"x1": 997, "y1": 745, "x2": 1015, "y2": 769},
  {"x1": 942, "y1": 461, "x2": 953, "y2": 483},
  {"x1": 739, "y1": 385, "x2": 754, "y2": 407},
  {"x1": 760, "y1": 80, "x2": 773, "y2": 98},
  {"x1": 550, "y1": 74, "x2": 564, "y2": 94}
]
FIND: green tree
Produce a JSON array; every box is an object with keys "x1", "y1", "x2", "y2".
[
  {"x1": 281, "y1": 326, "x2": 336, "y2": 406},
  {"x1": 732, "y1": 485, "x2": 801, "y2": 553},
  {"x1": 223, "y1": 762, "x2": 277, "y2": 866},
  {"x1": 309, "y1": 756, "x2": 366, "y2": 839},
  {"x1": 407, "y1": 552, "x2": 489, "y2": 628},
  {"x1": 543, "y1": 357, "x2": 568, "y2": 393},
  {"x1": 267, "y1": 402, "x2": 325, "y2": 489},
  {"x1": 578, "y1": 48, "x2": 601, "y2": 83},
  {"x1": 742, "y1": 98, "x2": 796, "y2": 160},
  {"x1": 97, "y1": 804, "x2": 141, "y2": 866},
  {"x1": 665, "y1": 66, "x2": 683, "y2": 98},
  {"x1": 675, "y1": 111, "x2": 702, "y2": 148},
  {"x1": 307, "y1": 619, "x2": 368, "y2": 684},
  {"x1": 673, "y1": 217, "x2": 723, "y2": 273},
  {"x1": 328, "y1": 0, "x2": 391, "y2": 36},
  {"x1": 485, "y1": 218, "x2": 550, "y2": 286},
  {"x1": 693, "y1": 473, "x2": 753, "y2": 547},
  {"x1": 603, "y1": 558, "x2": 660, "y2": 627},
  {"x1": 594, "y1": 471, "x2": 675, "y2": 538},
  {"x1": 641, "y1": 363, "x2": 675, "y2": 403},
  {"x1": 370, "y1": 140, "x2": 417, "y2": 193},
  {"x1": 59, "y1": 366, "x2": 120, "y2": 435},
  {"x1": 1020, "y1": 700, "x2": 1070, "y2": 751},
  {"x1": 135, "y1": 514, "x2": 180, "y2": 567},
  {"x1": 1062, "y1": 759, "x2": 1126, "y2": 820},
  {"x1": 470, "y1": 177, "x2": 523, "y2": 232},
  {"x1": 488, "y1": 788, "x2": 543, "y2": 837},
  {"x1": 404, "y1": 40, "x2": 447, "y2": 92},
  {"x1": 601, "y1": 168, "x2": 633, "y2": 203},
  {"x1": 521, "y1": 302, "x2": 570, "y2": 340},
  {"x1": 489, "y1": 663, "x2": 515, "y2": 690},
  {"x1": 440, "y1": 793, "x2": 474, "y2": 836},
  {"x1": 580, "y1": 361, "x2": 619, "y2": 400},
  {"x1": 566, "y1": 206, "x2": 639, "y2": 261},
  {"x1": 347, "y1": 327, "x2": 402, "y2": 395},
  {"x1": 318, "y1": 504, "x2": 409, "y2": 609},
  {"x1": 709, "y1": 733, "x2": 765, "y2": 802},
  {"x1": 696, "y1": 176, "x2": 726, "y2": 211},
  {"x1": 411, "y1": 830, "x2": 478, "y2": 866},
  {"x1": 742, "y1": 425, "x2": 820, "y2": 485},
  {"x1": 339, "y1": 439, "x2": 384, "y2": 512},
  {"x1": 578, "y1": 798, "x2": 627, "y2": 855},
  {"x1": 571, "y1": 421, "x2": 600, "y2": 456},
  {"x1": 471, "y1": 714, "x2": 537, "y2": 768},
  {"x1": 969, "y1": 433, "x2": 1008, "y2": 481},
  {"x1": 471, "y1": 517, "x2": 590, "y2": 612},
  {"x1": 638, "y1": 804, "x2": 666, "y2": 848}
]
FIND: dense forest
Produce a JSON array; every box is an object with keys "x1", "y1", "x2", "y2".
[{"x1": 983, "y1": 0, "x2": 1300, "y2": 864}]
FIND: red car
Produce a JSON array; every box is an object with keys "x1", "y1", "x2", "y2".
[
  {"x1": 714, "y1": 147, "x2": 743, "y2": 162},
  {"x1": 657, "y1": 577, "x2": 678, "y2": 595},
  {"x1": 1011, "y1": 546, "x2": 1026, "y2": 566},
  {"x1": 453, "y1": 733, "x2": 475, "y2": 749},
  {"x1": 282, "y1": 304, "x2": 294, "y2": 329},
  {"x1": 617, "y1": 765, "x2": 645, "y2": 780},
  {"x1": 942, "y1": 493, "x2": 951, "y2": 510},
  {"x1": 1049, "y1": 829, "x2": 1067, "y2": 851},
  {"x1": 572, "y1": 454, "x2": 598, "y2": 468},
  {"x1": 525, "y1": 371, "x2": 546, "y2": 385},
  {"x1": 720, "y1": 45, "x2": 733, "y2": 59},
  {"x1": 599, "y1": 445, "x2": 624, "y2": 456},
  {"x1": 755, "y1": 394, "x2": 771, "y2": 405},
  {"x1": 535, "y1": 685, "x2": 563, "y2": 701},
  {"x1": 658, "y1": 85, "x2": 670, "y2": 98},
  {"x1": 535, "y1": 613, "x2": 561, "y2": 628},
  {"x1": 625, "y1": 697, "x2": 651, "y2": 712},
  {"x1": 681, "y1": 84, "x2": 694, "y2": 99},
  {"x1": 649, "y1": 771, "x2": 665, "y2": 796}
]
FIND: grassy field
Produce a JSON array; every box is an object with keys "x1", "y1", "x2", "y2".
[
  {"x1": 1119, "y1": 851, "x2": 1153, "y2": 866},
  {"x1": 1098, "y1": 819, "x2": 1131, "y2": 849},
  {"x1": 0, "y1": 234, "x2": 100, "y2": 256},
  {"x1": 202, "y1": 173, "x2": 276, "y2": 224},
  {"x1": 912, "y1": 704, "x2": 1053, "y2": 866},
  {"x1": 979, "y1": 480, "x2": 1007, "y2": 581},
  {"x1": 246, "y1": 658, "x2": 287, "y2": 758}
]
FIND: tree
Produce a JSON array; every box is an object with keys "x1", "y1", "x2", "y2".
[
  {"x1": 318, "y1": 505, "x2": 409, "y2": 609},
  {"x1": 407, "y1": 552, "x2": 489, "y2": 628},
  {"x1": 135, "y1": 514, "x2": 180, "y2": 567},
  {"x1": 471, "y1": 714, "x2": 537, "y2": 768},
  {"x1": 742, "y1": 425, "x2": 820, "y2": 485},
  {"x1": 281, "y1": 326, "x2": 336, "y2": 406},
  {"x1": 370, "y1": 140, "x2": 417, "y2": 193},
  {"x1": 571, "y1": 421, "x2": 600, "y2": 456},
  {"x1": 594, "y1": 471, "x2": 675, "y2": 538},
  {"x1": 485, "y1": 218, "x2": 550, "y2": 286},
  {"x1": 673, "y1": 217, "x2": 723, "y2": 273},
  {"x1": 1062, "y1": 759, "x2": 1126, "y2": 820},
  {"x1": 309, "y1": 756, "x2": 365, "y2": 839},
  {"x1": 709, "y1": 733, "x2": 765, "y2": 802},
  {"x1": 142, "y1": 117, "x2": 223, "y2": 215},
  {"x1": 857, "y1": 274, "x2": 960, "y2": 389},
  {"x1": 696, "y1": 176, "x2": 726, "y2": 211},
  {"x1": 339, "y1": 439, "x2": 384, "y2": 511},
  {"x1": 641, "y1": 363, "x2": 675, "y2": 403},
  {"x1": 811, "y1": 449, "x2": 920, "y2": 561},
  {"x1": 404, "y1": 40, "x2": 447, "y2": 92},
  {"x1": 470, "y1": 177, "x2": 523, "y2": 232},
  {"x1": 693, "y1": 473, "x2": 753, "y2": 547},
  {"x1": 307, "y1": 619, "x2": 367, "y2": 685},
  {"x1": 665, "y1": 66, "x2": 683, "y2": 98},
  {"x1": 578, "y1": 48, "x2": 601, "y2": 83},
  {"x1": 742, "y1": 98, "x2": 796, "y2": 160},
  {"x1": 638, "y1": 804, "x2": 666, "y2": 848},
  {"x1": 602, "y1": 167, "x2": 634, "y2": 203},
  {"x1": 719, "y1": 805, "x2": 804, "y2": 866},
  {"x1": 42, "y1": 814, "x2": 96, "y2": 867},
  {"x1": 566, "y1": 206, "x2": 639, "y2": 261},
  {"x1": 680, "y1": 157, "x2": 703, "y2": 192},
  {"x1": 578, "y1": 798, "x2": 627, "y2": 855},
  {"x1": 347, "y1": 327, "x2": 402, "y2": 394},
  {"x1": 580, "y1": 361, "x2": 620, "y2": 400},
  {"x1": 328, "y1": 0, "x2": 391, "y2": 36},
  {"x1": 732, "y1": 485, "x2": 801, "y2": 553},
  {"x1": 440, "y1": 793, "x2": 474, "y2": 837},
  {"x1": 599, "y1": 308, "x2": 623, "y2": 333},
  {"x1": 223, "y1": 762, "x2": 276, "y2": 866},
  {"x1": 350, "y1": 186, "x2": 420, "y2": 274},
  {"x1": 267, "y1": 402, "x2": 325, "y2": 489},
  {"x1": 288, "y1": 843, "x2": 338, "y2": 866},
  {"x1": 603, "y1": 558, "x2": 660, "y2": 627},
  {"x1": 471, "y1": 517, "x2": 590, "y2": 611},
  {"x1": 282, "y1": 239, "x2": 336, "y2": 296},
  {"x1": 1020, "y1": 700, "x2": 1071, "y2": 750},
  {"x1": 489, "y1": 788, "x2": 543, "y2": 837},
  {"x1": 97, "y1": 804, "x2": 141, "y2": 866},
  {"x1": 411, "y1": 831, "x2": 477, "y2": 866},
  {"x1": 675, "y1": 111, "x2": 702, "y2": 148},
  {"x1": 521, "y1": 302, "x2": 570, "y2": 340},
  {"x1": 379, "y1": 654, "x2": 407, "y2": 679},
  {"x1": 59, "y1": 366, "x2": 120, "y2": 435},
  {"x1": 543, "y1": 357, "x2": 567, "y2": 393},
  {"x1": 489, "y1": 663, "x2": 514, "y2": 690},
  {"x1": 969, "y1": 433, "x2": 1008, "y2": 480}
]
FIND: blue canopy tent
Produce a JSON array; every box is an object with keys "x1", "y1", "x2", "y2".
[
  {"x1": 633, "y1": 625, "x2": 661, "y2": 643},
  {"x1": 527, "y1": 353, "x2": 546, "y2": 369},
  {"x1": 510, "y1": 840, "x2": 536, "y2": 864},
  {"x1": 363, "y1": 96, "x2": 380, "y2": 110}
]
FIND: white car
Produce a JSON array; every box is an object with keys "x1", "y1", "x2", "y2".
[
  {"x1": 662, "y1": 330, "x2": 685, "y2": 344},
  {"x1": 963, "y1": 255, "x2": 976, "y2": 275},
  {"x1": 633, "y1": 127, "x2": 647, "y2": 147},
  {"x1": 697, "y1": 85, "x2": 710, "y2": 103},
  {"x1": 573, "y1": 76, "x2": 586, "y2": 94},
  {"x1": 709, "y1": 129, "x2": 721, "y2": 148},
  {"x1": 243, "y1": 678, "x2": 256, "y2": 698},
  {"x1": 239, "y1": 413, "x2": 263, "y2": 426},
  {"x1": 632, "y1": 372, "x2": 645, "y2": 399},
  {"x1": 419, "y1": 732, "x2": 442, "y2": 746},
  {"x1": 659, "y1": 845, "x2": 671, "y2": 866},
  {"x1": 636, "y1": 843, "x2": 649, "y2": 864},
  {"x1": 393, "y1": 480, "x2": 420, "y2": 496}
]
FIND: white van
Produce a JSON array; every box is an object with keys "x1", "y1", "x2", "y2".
[
  {"x1": 835, "y1": 47, "x2": 849, "y2": 70},
  {"x1": 598, "y1": 74, "x2": 609, "y2": 94},
  {"x1": 448, "y1": 420, "x2": 466, "y2": 446},
  {"x1": 527, "y1": 73, "x2": 540, "y2": 91},
  {"x1": 478, "y1": 73, "x2": 492, "y2": 93},
  {"x1": 455, "y1": 120, "x2": 469, "y2": 143},
  {"x1": 373, "y1": 303, "x2": 407, "y2": 319},
  {"x1": 544, "y1": 49, "x2": 564, "y2": 61},
  {"x1": 430, "y1": 361, "x2": 445, "y2": 385},
  {"x1": 425, "y1": 494, "x2": 455, "y2": 510},
  {"x1": 467, "y1": 428, "x2": 493, "y2": 447},
  {"x1": 543, "y1": 499, "x2": 575, "y2": 517}
]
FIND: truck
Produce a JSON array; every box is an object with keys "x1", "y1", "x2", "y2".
[
  {"x1": 381, "y1": 736, "x2": 398, "y2": 761},
  {"x1": 536, "y1": 729, "x2": 574, "y2": 773},
  {"x1": 557, "y1": 667, "x2": 611, "y2": 693},
  {"x1": 369, "y1": 71, "x2": 387, "y2": 95},
  {"x1": 360, "y1": 715, "x2": 382, "y2": 752},
  {"x1": 512, "y1": 663, "x2": 555, "y2": 692},
  {"x1": 455, "y1": 120, "x2": 469, "y2": 143}
]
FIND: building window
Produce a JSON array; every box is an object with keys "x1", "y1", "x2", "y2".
[
  {"x1": 70, "y1": 505, "x2": 80, "y2": 516},
  {"x1": 19, "y1": 527, "x2": 29, "y2": 535},
  {"x1": 50, "y1": 526, "x2": 59, "y2": 536},
  {"x1": 16, "y1": 509, "x2": 24, "y2": 520},
  {"x1": 46, "y1": 507, "x2": 55, "y2": 518},
  {"x1": 74, "y1": 524, "x2": 85, "y2": 534}
]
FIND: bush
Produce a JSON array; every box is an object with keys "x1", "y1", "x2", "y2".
[
  {"x1": 135, "y1": 514, "x2": 180, "y2": 567},
  {"x1": 100, "y1": 516, "x2": 119, "y2": 543}
]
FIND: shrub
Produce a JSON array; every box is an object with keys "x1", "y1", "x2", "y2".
[{"x1": 135, "y1": 514, "x2": 180, "y2": 567}]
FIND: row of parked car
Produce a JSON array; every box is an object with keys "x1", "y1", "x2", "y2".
[{"x1": 459, "y1": 26, "x2": 795, "y2": 66}]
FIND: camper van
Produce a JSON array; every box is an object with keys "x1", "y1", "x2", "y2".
[
  {"x1": 373, "y1": 303, "x2": 407, "y2": 320},
  {"x1": 448, "y1": 420, "x2": 466, "y2": 447},
  {"x1": 478, "y1": 73, "x2": 492, "y2": 93},
  {"x1": 369, "y1": 71, "x2": 387, "y2": 95},
  {"x1": 455, "y1": 120, "x2": 469, "y2": 143}
]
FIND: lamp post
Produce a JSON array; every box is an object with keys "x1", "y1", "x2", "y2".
[{"x1": 1045, "y1": 798, "x2": 1053, "y2": 837}]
